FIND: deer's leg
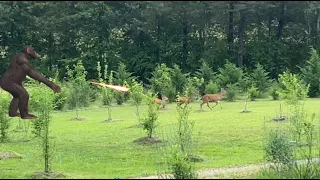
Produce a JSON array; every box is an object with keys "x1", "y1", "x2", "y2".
[
  {"x1": 207, "y1": 102, "x2": 212, "y2": 110},
  {"x1": 211, "y1": 102, "x2": 218, "y2": 109},
  {"x1": 219, "y1": 101, "x2": 222, "y2": 109},
  {"x1": 200, "y1": 102, "x2": 204, "y2": 111}
]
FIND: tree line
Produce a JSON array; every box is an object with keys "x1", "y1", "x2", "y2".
[{"x1": 1, "y1": 1, "x2": 320, "y2": 92}]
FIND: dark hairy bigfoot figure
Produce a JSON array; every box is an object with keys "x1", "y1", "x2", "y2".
[{"x1": 0, "y1": 46, "x2": 61, "y2": 119}]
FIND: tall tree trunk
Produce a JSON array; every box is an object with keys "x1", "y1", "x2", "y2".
[
  {"x1": 227, "y1": 1, "x2": 235, "y2": 51},
  {"x1": 268, "y1": 12, "x2": 272, "y2": 42},
  {"x1": 237, "y1": 10, "x2": 245, "y2": 68},
  {"x1": 156, "y1": 14, "x2": 161, "y2": 63},
  {"x1": 316, "y1": 9, "x2": 320, "y2": 45},
  {"x1": 182, "y1": 17, "x2": 188, "y2": 69},
  {"x1": 273, "y1": 1, "x2": 285, "y2": 78},
  {"x1": 276, "y1": 1, "x2": 285, "y2": 40}
]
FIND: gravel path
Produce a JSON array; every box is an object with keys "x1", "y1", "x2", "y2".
[{"x1": 131, "y1": 157, "x2": 320, "y2": 179}]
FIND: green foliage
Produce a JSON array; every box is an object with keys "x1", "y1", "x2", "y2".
[
  {"x1": 204, "y1": 81, "x2": 219, "y2": 94},
  {"x1": 142, "y1": 91, "x2": 158, "y2": 138},
  {"x1": 264, "y1": 129, "x2": 294, "y2": 165},
  {"x1": 225, "y1": 83, "x2": 238, "y2": 102},
  {"x1": 183, "y1": 77, "x2": 204, "y2": 98},
  {"x1": 250, "y1": 63, "x2": 272, "y2": 94},
  {"x1": 114, "y1": 62, "x2": 133, "y2": 103},
  {"x1": 171, "y1": 64, "x2": 189, "y2": 94},
  {"x1": 217, "y1": 62, "x2": 243, "y2": 88},
  {"x1": 247, "y1": 86, "x2": 260, "y2": 101},
  {"x1": 300, "y1": 47, "x2": 320, "y2": 97},
  {"x1": 35, "y1": 86, "x2": 55, "y2": 173},
  {"x1": 65, "y1": 60, "x2": 91, "y2": 116},
  {"x1": 195, "y1": 61, "x2": 214, "y2": 93},
  {"x1": 278, "y1": 71, "x2": 309, "y2": 106},
  {"x1": 0, "y1": 91, "x2": 11, "y2": 142},
  {"x1": 167, "y1": 145, "x2": 198, "y2": 179},
  {"x1": 269, "y1": 81, "x2": 280, "y2": 100},
  {"x1": 129, "y1": 79, "x2": 145, "y2": 123},
  {"x1": 150, "y1": 63, "x2": 173, "y2": 95},
  {"x1": 238, "y1": 73, "x2": 252, "y2": 93},
  {"x1": 166, "y1": 105, "x2": 197, "y2": 179}
]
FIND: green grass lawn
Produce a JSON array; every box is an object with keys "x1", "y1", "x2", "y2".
[{"x1": 1, "y1": 98, "x2": 320, "y2": 179}]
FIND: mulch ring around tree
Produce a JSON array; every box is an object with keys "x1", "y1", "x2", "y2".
[
  {"x1": 0, "y1": 151, "x2": 23, "y2": 160},
  {"x1": 133, "y1": 137, "x2": 162, "y2": 144},
  {"x1": 29, "y1": 172, "x2": 66, "y2": 179},
  {"x1": 70, "y1": 117, "x2": 87, "y2": 121},
  {"x1": 101, "y1": 119, "x2": 123, "y2": 123}
]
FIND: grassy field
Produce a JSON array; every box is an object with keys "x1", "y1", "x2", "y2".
[{"x1": 1, "y1": 98, "x2": 320, "y2": 179}]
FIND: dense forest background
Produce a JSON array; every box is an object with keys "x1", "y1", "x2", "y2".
[{"x1": 0, "y1": 1, "x2": 319, "y2": 91}]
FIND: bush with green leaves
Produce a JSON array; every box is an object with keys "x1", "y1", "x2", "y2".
[
  {"x1": 65, "y1": 59, "x2": 91, "y2": 119},
  {"x1": 195, "y1": 61, "x2": 214, "y2": 93},
  {"x1": 183, "y1": 77, "x2": 204, "y2": 98},
  {"x1": 247, "y1": 86, "x2": 260, "y2": 101},
  {"x1": 167, "y1": 145, "x2": 198, "y2": 179},
  {"x1": 129, "y1": 79, "x2": 145, "y2": 124},
  {"x1": 264, "y1": 129, "x2": 294, "y2": 165},
  {"x1": 269, "y1": 81, "x2": 280, "y2": 100},
  {"x1": 217, "y1": 61, "x2": 243, "y2": 88},
  {"x1": 166, "y1": 105, "x2": 197, "y2": 179},
  {"x1": 149, "y1": 63, "x2": 173, "y2": 97},
  {"x1": 224, "y1": 83, "x2": 238, "y2": 102},
  {"x1": 141, "y1": 91, "x2": 159, "y2": 138},
  {"x1": 34, "y1": 84, "x2": 55, "y2": 173},
  {"x1": 300, "y1": 47, "x2": 320, "y2": 97},
  {"x1": 171, "y1": 64, "x2": 189, "y2": 94},
  {"x1": 204, "y1": 81, "x2": 219, "y2": 94},
  {"x1": 278, "y1": 71, "x2": 309, "y2": 106},
  {"x1": 51, "y1": 70, "x2": 68, "y2": 110},
  {"x1": 114, "y1": 62, "x2": 133, "y2": 104},
  {"x1": 250, "y1": 63, "x2": 272, "y2": 94},
  {"x1": 0, "y1": 91, "x2": 11, "y2": 142}
]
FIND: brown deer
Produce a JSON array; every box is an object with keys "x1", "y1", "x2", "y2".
[
  {"x1": 176, "y1": 96, "x2": 193, "y2": 106},
  {"x1": 200, "y1": 88, "x2": 227, "y2": 111},
  {"x1": 153, "y1": 95, "x2": 168, "y2": 109}
]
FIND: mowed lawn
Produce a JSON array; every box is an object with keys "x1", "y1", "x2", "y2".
[{"x1": 1, "y1": 98, "x2": 320, "y2": 179}]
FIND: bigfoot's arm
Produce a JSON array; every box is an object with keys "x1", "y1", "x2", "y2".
[{"x1": 19, "y1": 59, "x2": 53, "y2": 88}]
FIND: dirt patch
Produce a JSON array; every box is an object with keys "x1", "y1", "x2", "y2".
[
  {"x1": 70, "y1": 117, "x2": 87, "y2": 121},
  {"x1": 0, "y1": 152, "x2": 23, "y2": 160},
  {"x1": 272, "y1": 116, "x2": 287, "y2": 121},
  {"x1": 133, "y1": 137, "x2": 162, "y2": 144},
  {"x1": 29, "y1": 172, "x2": 66, "y2": 179},
  {"x1": 101, "y1": 119, "x2": 123, "y2": 123},
  {"x1": 240, "y1": 110, "x2": 251, "y2": 113}
]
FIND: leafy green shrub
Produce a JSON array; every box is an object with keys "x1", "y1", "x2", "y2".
[
  {"x1": 250, "y1": 63, "x2": 272, "y2": 94},
  {"x1": 248, "y1": 86, "x2": 260, "y2": 101},
  {"x1": 114, "y1": 92, "x2": 125, "y2": 105},
  {"x1": 269, "y1": 81, "x2": 280, "y2": 100},
  {"x1": 217, "y1": 62, "x2": 243, "y2": 88},
  {"x1": 165, "y1": 85, "x2": 177, "y2": 103},
  {"x1": 142, "y1": 92, "x2": 158, "y2": 138},
  {"x1": 300, "y1": 47, "x2": 320, "y2": 97},
  {"x1": 265, "y1": 129, "x2": 294, "y2": 165},
  {"x1": 225, "y1": 83, "x2": 238, "y2": 102},
  {"x1": 195, "y1": 61, "x2": 214, "y2": 93},
  {"x1": 167, "y1": 145, "x2": 198, "y2": 179},
  {"x1": 0, "y1": 91, "x2": 11, "y2": 142},
  {"x1": 171, "y1": 64, "x2": 189, "y2": 94},
  {"x1": 65, "y1": 59, "x2": 91, "y2": 118},
  {"x1": 150, "y1": 63, "x2": 173, "y2": 96},
  {"x1": 205, "y1": 81, "x2": 219, "y2": 94},
  {"x1": 278, "y1": 71, "x2": 309, "y2": 105},
  {"x1": 129, "y1": 79, "x2": 145, "y2": 123}
]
